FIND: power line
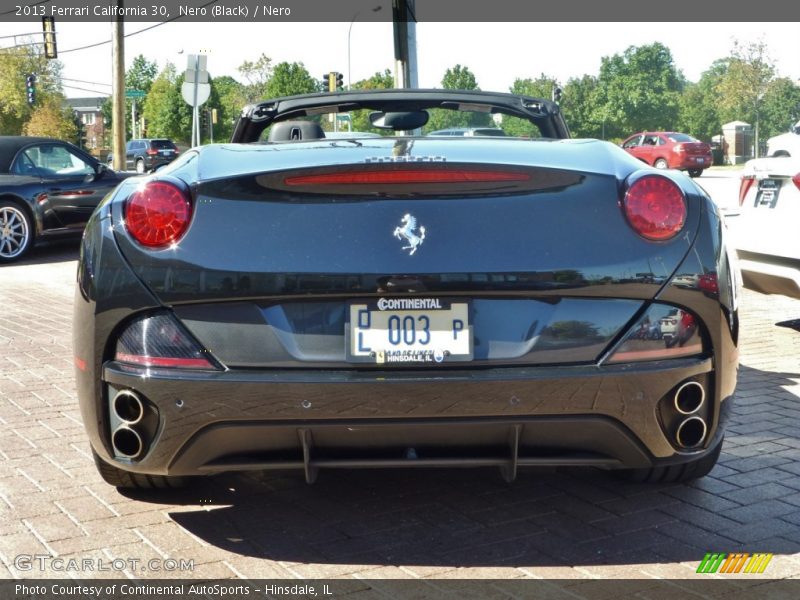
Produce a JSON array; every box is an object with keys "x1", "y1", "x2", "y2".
[
  {"x1": 62, "y1": 84, "x2": 111, "y2": 96},
  {"x1": 62, "y1": 77, "x2": 112, "y2": 88},
  {"x1": 58, "y1": 0, "x2": 219, "y2": 55},
  {"x1": 0, "y1": 33, "x2": 39, "y2": 40}
]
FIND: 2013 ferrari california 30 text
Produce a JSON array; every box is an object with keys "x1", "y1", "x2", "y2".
[{"x1": 73, "y1": 90, "x2": 739, "y2": 488}]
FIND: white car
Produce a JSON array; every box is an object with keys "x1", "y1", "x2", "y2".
[
  {"x1": 729, "y1": 156, "x2": 800, "y2": 299},
  {"x1": 766, "y1": 121, "x2": 800, "y2": 157}
]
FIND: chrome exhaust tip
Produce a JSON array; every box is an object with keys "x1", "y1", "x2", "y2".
[
  {"x1": 113, "y1": 389, "x2": 144, "y2": 425},
  {"x1": 112, "y1": 426, "x2": 144, "y2": 459},
  {"x1": 676, "y1": 416, "x2": 707, "y2": 449},
  {"x1": 674, "y1": 381, "x2": 705, "y2": 416}
]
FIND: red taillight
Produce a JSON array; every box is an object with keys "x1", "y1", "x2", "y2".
[
  {"x1": 125, "y1": 180, "x2": 192, "y2": 248},
  {"x1": 284, "y1": 169, "x2": 530, "y2": 186},
  {"x1": 623, "y1": 174, "x2": 686, "y2": 241},
  {"x1": 793, "y1": 173, "x2": 800, "y2": 191},
  {"x1": 739, "y1": 175, "x2": 756, "y2": 206},
  {"x1": 146, "y1": 149, "x2": 158, "y2": 155},
  {"x1": 674, "y1": 144, "x2": 686, "y2": 153}
]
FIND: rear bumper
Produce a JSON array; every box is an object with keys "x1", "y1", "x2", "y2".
[
  {"x1": 92, "y1": 357, "x2": 729, "y2": 478},
  {"x1": 675, "y1": 156, "x2": 712, "y2": 170},
  {"x1": 737, "y1": 251, "x2": 800, "y2": 300}
]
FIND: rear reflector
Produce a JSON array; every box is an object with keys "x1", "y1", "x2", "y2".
[
  {"x1": 125, "y1": 179, "x2": 192, "y2": 248},
  {"x1": 623, "y1": 174, "x2": 686, "y2": 241},
  {"x1": 284, "y1": 169, "x2": 530, "y2": 186},
  {"x1": 606, "y1": 304, "x2": 703, "y2": 364},
  {"x1": 115, "y1": 313, "x2": 219, "y2": 370}
]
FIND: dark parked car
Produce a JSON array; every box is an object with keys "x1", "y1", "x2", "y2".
[
  {"x1": 0, "y1": 136, "x2": 127, "y2": 263},
  {"x1": 74, "y1": 90, "x2": 739, "y2": 489},
  {"x1": 107, "y1": 138, "x2": 179, "y2": 173},
  {"x1": 621, "y1": 131, "x2": 712, "y2": 177}
]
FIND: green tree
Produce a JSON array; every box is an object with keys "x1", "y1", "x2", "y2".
[
  {"x1": 426, "y1": 64, "x2": 489, "y2": 132},
  {"x1": 594, "y1": 43, "x2": 685, "y2": 140},
  {"x1": 502, "y1": 75, "x2": 557, "y2": 137},
  {"x1": 349, "y1": 69, "x2": 394, "y2": 133},
  {"x1": 760, "y1": 77, "x2": 800, "y2": 141},
  {"x1": 562, "y1": 75, "x2": 601, "y2": 138},
  {"x1": 125, "y1": 55, "x2": 158, "y2": 94},
  {"x1": 441, "y1": 64, "x2": 479, "y2": 91},
  {"x1": 142, "y1": 63, "x2": 180, "y2": 140},
  {"x1": 264, "y1": 62, "x2": 319, "y2": 98},
  {"x1": 124, "y1": 55, "x2": 158, "y2": 138},
  {"x1": 23, "y1": 96, "x2": 78, "y2": 141},
  {"x1": 716, "y1": 39, "x2": 775, "y2": 156},
  {"x1": 677, "y1": 59, "x2": 730, "y2": 142},
  {"x1": 0, "y1": 43, "x2": 63, "y2": 135},
  {"x1": 237, "y1": 53, "x2": 272, "y2": 102},
  {"x1": 210, "y1": 75, "x2": 247, "y2": 142}
]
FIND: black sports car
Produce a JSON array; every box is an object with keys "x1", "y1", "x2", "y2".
[
  {"x1": 74, "y1": 90, "x2": 739, "y2": 489},
  {"x1": 0, "y1": 136, "x2": 127, "y2": 263}
]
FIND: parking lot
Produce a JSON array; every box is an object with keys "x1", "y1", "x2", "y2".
[{"x1": 1, "y1": 169, "x2": 800, "y2": 585}]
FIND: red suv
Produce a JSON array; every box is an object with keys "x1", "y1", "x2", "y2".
[{"x1": 621, "y1": 132, "x2": 712, "y2": 177}]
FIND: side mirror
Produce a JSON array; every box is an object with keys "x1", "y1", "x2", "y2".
[{"x1": 87, "y1": 162, "x2": 108, "y2": 182}]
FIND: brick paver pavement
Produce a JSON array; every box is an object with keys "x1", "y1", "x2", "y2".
[{"x1": 1, "y1": 239, "x2": 800, "y2": 582}]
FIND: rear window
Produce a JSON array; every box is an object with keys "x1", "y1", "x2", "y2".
[
  {"x1": 259, "y1": 109, "x2": 545, "y2": 141},
  {"x1": 667, "y1": 133, "x2": 697, "y2": 143},
  {"x1": 150, "y1": 140, "x2": 176, "y2": 149}
]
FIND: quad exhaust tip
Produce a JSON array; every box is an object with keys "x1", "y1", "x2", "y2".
[
  {"x1": 674, "y1": 381, "x2": 705, "y2": 415},
  {"x1": 113, "y1": 389, "x2": 144, "y2": 425},
  {"x1": 676, "y1": 416, "x2": 707, "y2": 449},
  {"x1": 111, "y1": 426, "x2": 144, "y2": 459}
]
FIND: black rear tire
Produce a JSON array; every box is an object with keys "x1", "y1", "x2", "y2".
[
  {"x1": 92, "y1": 448, "x2": 188, "y2": 489},
  {"x1": 688, "y1": 169, "x2": 703, "y2": 178},
  {"x1": 617, "y1": 438, "x2": 723, "y2": 483}
]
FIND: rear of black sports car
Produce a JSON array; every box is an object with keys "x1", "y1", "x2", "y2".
[{"x1": 74, "y1": 121, "x2": 738, "y2": 488}]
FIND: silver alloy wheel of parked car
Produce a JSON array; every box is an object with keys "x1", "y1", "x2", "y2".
[
  {"x1": 654, "y1": 158, "x2": 669, "y2": 169},
  {"x1": 135, "y1": 159, "x2": 145, "y2": 174},
  {"x1": 0, "y1": 204, "x2": 32, "y2": 261}
]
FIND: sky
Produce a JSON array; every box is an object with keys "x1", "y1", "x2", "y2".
[{"x1": 2, "y1": 21, "x2": 800, "y2": 98}]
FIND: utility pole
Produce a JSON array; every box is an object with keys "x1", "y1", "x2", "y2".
[
  {"x1": 392, "y1": 0, "x2": 418, "y2": 89},
  {"x1": 111, "y1": 2, "x2": 125, "y2": 171}
]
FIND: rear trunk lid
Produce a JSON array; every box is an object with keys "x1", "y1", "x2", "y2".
[{"x1": 112, "y1": 137, "x2": 698, "y2": 305}]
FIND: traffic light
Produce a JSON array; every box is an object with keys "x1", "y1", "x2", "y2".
[
  {"x1": 42, "y1": 16, "x2": 57, "y2": 59},
  {"x1": 335, "y1": 72, "x2": 343, "y2": 91},
  {"x1": 211, "y1": 108, "x2": 218, "y2": 124},
  {"x1": 321, "y1": 74, "x2": 329, "y2": 91},
  {"x1": 552, "y1": 85, "x2": 563, "y2": 104},
  {"x1": 201, "y1": 109, "x2": 208, "y2": 130},
  {"x1": 25, "y1": 74, "x2": 36, "y2": 106}
]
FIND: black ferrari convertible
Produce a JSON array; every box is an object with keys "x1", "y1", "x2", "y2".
[
  {"x1": 73, "y1": 90, "x2": 739, "y2": 488},
  {"x1": 0, "y1": 136, "x2": 126, "y2": 263}
]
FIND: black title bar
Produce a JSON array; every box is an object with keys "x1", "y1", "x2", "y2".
[{"x1": 6, "y1": 0, "x2": 800, "y2": 22}]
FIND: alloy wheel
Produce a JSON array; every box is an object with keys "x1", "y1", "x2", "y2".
[{"x1": 0, "y1": 205, "x2": 31, "y2": 260}]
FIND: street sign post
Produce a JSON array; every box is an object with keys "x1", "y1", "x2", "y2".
[{"x1": 183, "y1": 55, "x2": 210, "y2": 146}]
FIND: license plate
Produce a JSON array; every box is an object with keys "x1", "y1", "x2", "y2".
[
  {"x1": 696, "y1": 157, "x2": 705, "y2": 163},
  {"x1": 347, "y1": 299, "x2": 472, "y2": 364},
  {"x1": 756, "y1": 179, "x2": 780, "y2": 208}
]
